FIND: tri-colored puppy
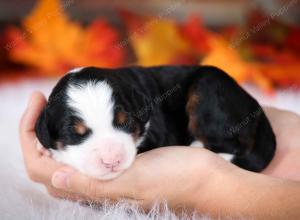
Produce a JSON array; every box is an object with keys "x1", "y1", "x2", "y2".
[{"x1": 35, "y1": 66, "x2": 276, "y2": 180}]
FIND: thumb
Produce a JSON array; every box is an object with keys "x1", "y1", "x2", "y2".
[{"x1": 51, "y1": 167, "x2": 125, "y2": 200}]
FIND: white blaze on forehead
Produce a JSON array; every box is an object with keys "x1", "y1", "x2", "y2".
[{"x1": 67, "y1": 81, "x2": 114, "y2": 130}]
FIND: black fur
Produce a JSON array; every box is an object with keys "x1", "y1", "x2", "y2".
[{"x1": 35, "y1": 65, "x2": 276, "y2": 172}]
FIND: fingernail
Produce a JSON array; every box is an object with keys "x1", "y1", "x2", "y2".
[{"x1": 52, "y1": 169, "x2": 74, "y2": 189}]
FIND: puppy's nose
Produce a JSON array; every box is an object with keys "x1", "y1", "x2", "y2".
[
  {"x1": 97, "y1": 140, "x2": 125, "y2": 168},
  {"x1": 101, "y1": 155, "x2": 122, "y2": 168}
]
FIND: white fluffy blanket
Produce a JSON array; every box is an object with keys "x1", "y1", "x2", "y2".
[{"x1": 0, "y1": 80, "x2": 299, "y2": 220}]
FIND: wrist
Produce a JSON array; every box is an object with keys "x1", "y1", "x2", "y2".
[{"x1": 188, "y1": 159, "x2": 300, "y2": 219}]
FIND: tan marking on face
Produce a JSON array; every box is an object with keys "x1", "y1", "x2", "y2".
[
  {"x1": 116, "y1": 111, "x2": 128, "y2": 125},
  {"x1": 74, "y1": 122, "x2": 88, "y2": 135}
]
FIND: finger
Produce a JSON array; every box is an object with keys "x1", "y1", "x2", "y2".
[
  {"x1": 18, "y1": 92, "x2": 64, "y2": 184},
  {"x1": 19, "y1": 91, "x2": 47, "y2": 158},
  {"x1": 20, "y1": 91, "x2": 46, "y2": 134},
  {"x1": 18, "y1": 92, "x2": 90, "y2": 186},
  {"x1": 51, "y1": 168, "x2": 130, "y2": 201},
  {"x1": 26, "y1": 153, "x2": 65, "y2": 184}
]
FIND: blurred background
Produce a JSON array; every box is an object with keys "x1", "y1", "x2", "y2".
[
  {"x1": 0, "y1": 0, "x2": 300, "y2": 119},
  {"x1": 0, "y1": 0, "x2": 300, "y2": 90}
]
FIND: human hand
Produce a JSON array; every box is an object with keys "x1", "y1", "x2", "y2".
[{"x1": 19, "y1": 92, "x2": 88, "y2": 201}]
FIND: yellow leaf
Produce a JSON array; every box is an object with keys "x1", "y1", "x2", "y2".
[{"x1": 130, "y1": 19, "x2": 192, "y2": 66}]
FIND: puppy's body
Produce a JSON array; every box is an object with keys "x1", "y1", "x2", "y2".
[{"x1": 36, "y1": 66, "x2": 276, "y2": 179}]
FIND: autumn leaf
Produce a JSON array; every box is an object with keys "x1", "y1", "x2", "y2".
[
  {"x1": 180, "y1": 15, "x2": 211, "y2": 56},
  {"x1": 119, "y1": 10, "x2": 197, "y2": 66},
  {"x1": 5, "y1": 0, "x2": 125, "y2": 75}
]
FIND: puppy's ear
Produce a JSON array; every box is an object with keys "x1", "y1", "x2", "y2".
[{"x1": 35, "y1": 107, "x2": 54, "y2": 149}]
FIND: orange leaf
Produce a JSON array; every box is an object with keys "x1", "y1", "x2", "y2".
[
  {"x1": 6, "y1": 0, "x2": 125, "y2": 76},
  {"x1": 120, "y1": 10, "x2": 196, "y2": 66},
  {"x1": 201, "y1": 35, "x2": 273, "y2": 92}
]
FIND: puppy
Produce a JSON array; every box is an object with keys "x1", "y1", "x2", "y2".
[{"x1": 35, "y1": 65, "x2": 276, "y2": 180}]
